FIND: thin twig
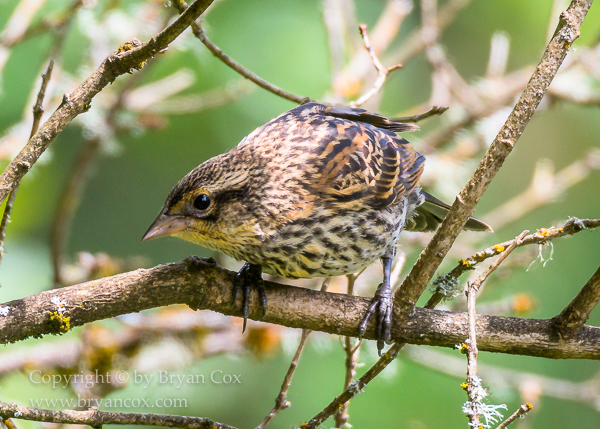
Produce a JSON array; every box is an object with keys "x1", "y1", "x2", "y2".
[
  {"x1": 392, "y1": 105, "x2": 448, "y2": 123},
  {"x1": 334, "y1": 274, "x2": 362, "y2": 428},
  {"x1": 256, "y1": 278, "x2": 330, "y2": 429},
  {"x1": 304, "y1": 341, "x2": 405, "y2": 428},
  {"x1": 329, "y1": 0, "x2": 412, "y2": 103},
  {"x1": 0, "y1": 60, "x2": 54, "y2": 266},
  {"x1": 255, "y1": 331, "x2": 310, "y2": 428},
  {"x1": 496, "y1": 403, "x2": 533, "y2": 429},
  {"x1": 29, "y1": 62, "x2": 55, "y2": 138},
  {"x1": 465, "y1": 277, "x2": 481, "y2": 427},
  {"x1": 464, "y1": 231, "x2": 528, "y2": 427},
  {"x1": 338, "y1": 0, "x2": 472, "y2": 93},
  {"x1": 427, "y1": 218, "x2": 598, "y2": 308},
  {"x1": 173, "y1": 1, "x2": 311, "y2": 105},
  {"x1": 349, "y1": 24, "x2": 402, "y2": 107},
  {"x1": 553, "y1": 266, "x2": 600, "y2": 335},
  {"x1": 469, "y1": 231, "x2": 529, "y2": 292},
  {"x1": 0, "y1": 402, "x2": 236, "y2": 429}
]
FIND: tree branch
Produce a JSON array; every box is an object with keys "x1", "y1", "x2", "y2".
[
  {"x1": 0, "y1": 402, "x2": 236, "y2": 429},
  {"x1": 393, "y1": 0, "x2": 593, "y2": 317},
  {"x1": 304, "y1": 2, "x2": 594, "y2": 424},
  {"x1": 0, "y1": 0, "x2": 215, "y2": 205},
  {"x1": 463, "y1": 231, "x2": 528, "y2": 427},
  {"x1": 496, "y1": 404, "x2": 533, "y2": 429},
  {"x1": 256, "y1": 278, "x2": 329, "y2": 429},
  {"x1": 392, "y1": 105, "x2": 448, "y2": 123},
  {"x1": 427, "y1": 217, "x2": 599, "y2": 308},
  {"x1": 1, "y1": 255, "x2": 600, "y2": 359},
  {"x1": 553, "y1": 266, "x2": 600, "y2": 335},
  {"x1": 0, "y1": 60, "x2": 54, "y2": 266},
  {"x1": 173, "y1": 1, "x2": 311, "y2": 105},
  {"x1": 348, "y1": 24, "x2": 402, "y2": 107}
]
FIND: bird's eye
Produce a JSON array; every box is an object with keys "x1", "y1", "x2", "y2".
[{"x1": 193, "y1": 194, "x2": 211, "y2": 211}]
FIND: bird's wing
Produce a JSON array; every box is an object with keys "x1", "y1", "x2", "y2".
[
  {"x1": 297, "y1": 103, "x2": 425, "y2": 210},
  {"x1": 406, "y1": 191, "x2": 493, "y2": 232}
]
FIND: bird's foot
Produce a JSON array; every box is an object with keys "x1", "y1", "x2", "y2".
[
  {"x1": 232, "y1": 262, "x2": 267, "y2": 333},
  {"x1": 358, "y1": 281, "x2": 392, "y2": 356}
]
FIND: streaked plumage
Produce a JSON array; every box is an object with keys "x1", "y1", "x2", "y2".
[{"x1": 143, "y1": 102, "x2": 491, "y2": 352}]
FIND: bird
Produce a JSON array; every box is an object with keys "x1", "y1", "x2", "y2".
[{"x1": 142, "y1": 102, "x2": 491, "y2": 354}]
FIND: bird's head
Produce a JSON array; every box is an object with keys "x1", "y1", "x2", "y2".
[{"x1": 142, "y1": 152, "x2": 257, "y2": 252}]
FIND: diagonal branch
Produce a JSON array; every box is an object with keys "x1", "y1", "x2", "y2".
[
  {"x1": 553, "y1": 266, "x2": 600, "y2": 335},
  {"x1": 0, "y1": 60, "x2": 54, "y2": 266},
  {"x1": 427, "y1": 217, "x2": 599, "y2": 308},
  {"x1": 496, "y1": 404, "x2": 533, "y2": 429},
  {"x1": 393, "y1": 0, "x2": 593, "y2": 315},
  {"x1": 173, "y1": 1, "x2": 311, "y2": 105},
  {"x1": 0, "y1": 0, "x2": 216, "y2": 205}
]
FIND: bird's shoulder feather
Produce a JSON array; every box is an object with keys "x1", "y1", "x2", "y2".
[{"x1": 284, "y1": 103, "x2": 425, "y2": 210}]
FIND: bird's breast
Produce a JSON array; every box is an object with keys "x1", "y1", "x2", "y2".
[{"x1": 229, "y1": 201, "x2": 408, "y2": 279}]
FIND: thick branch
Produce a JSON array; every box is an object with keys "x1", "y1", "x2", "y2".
[
  {"x1": 554, "y1": 266, "x2": 600, "y2": 334},
  {"x1": 393, "y1": 0, "x2": 593, "y2": 315},
  {"x1": 0, "y1": 0, "x2": 215, "y2": 205},
  {"x1": 1, "y1": 257, "x2": 599, "y2": 360}
]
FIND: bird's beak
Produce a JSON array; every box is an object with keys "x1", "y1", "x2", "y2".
[{"x1": 142, "y1": 210, "x2": 190, "y2": 241}]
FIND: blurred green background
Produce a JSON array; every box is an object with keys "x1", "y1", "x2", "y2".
[{"x1": 0, "y1": 0, "x2": 599, "y2": 428}]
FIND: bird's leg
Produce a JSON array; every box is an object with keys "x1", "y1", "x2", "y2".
[
  {"x1": 232, "y1": 262, "x2": 267, "y2": 333},
  {"x1": 358, "y1": 256, "x2": 393, "y2": 355}
]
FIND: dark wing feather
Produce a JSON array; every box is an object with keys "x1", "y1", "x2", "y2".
[
  {"x1": 406, "y1": 191, "x2": 493, "y2": 232},
  {"x1": 297, "y1": 103, "x2": 424, "y2": 210},
  {"x1": 324, "y1": 105, "x2": 420, "y2": 133}
]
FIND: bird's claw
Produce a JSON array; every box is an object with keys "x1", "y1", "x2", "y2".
[
  {"x1": 232, "y1": 263, "x2": 267, "y2": 333},
  {"x1": 358, "y1": 282, "x2": 392, "y2": 355}
]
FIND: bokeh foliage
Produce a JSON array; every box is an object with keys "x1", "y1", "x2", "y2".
[{"x1": 0, "y1": 0, "x2": 599, "y2": 428}]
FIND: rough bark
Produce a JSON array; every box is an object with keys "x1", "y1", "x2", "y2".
[{"x1": 1, "y1": 257, "x2": 598, "y2": 360}]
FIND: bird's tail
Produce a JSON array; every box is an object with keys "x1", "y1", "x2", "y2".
[{"x1": 405, "y1": 191, "x2": 492, "y2": 232}]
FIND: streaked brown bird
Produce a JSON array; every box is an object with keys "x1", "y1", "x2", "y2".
[{"x1": 143, "y1": 102, "x2": 491, "y2": 354}]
